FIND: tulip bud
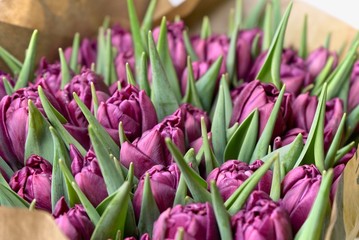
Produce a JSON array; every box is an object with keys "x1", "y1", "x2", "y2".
[
  {"x1": 133, "y1": 164, "x2": 180, "y2": 219},
  {"x1": 152, "y1": 202, "x2": 220, "y2": 240},
  {"x1": 305, "y1": 46, "x2": 338, "y2": 80},
  {"x1": 97, "y1": 85, "x2": 157, "y2": 143},
  {"x1": 153, "y1": 21, "x2": 187, "y2": 76},
  {"x1": 232, "y1": 190, "x2": 293, "y2": 240},
  {"x1": 273, "y1": 128, "x2": 308, "y2": 149},
  {"x1": 120, "y1": 114, "x2": 185, "y2": 178},
  {"x1": 180, "y1": 61, "x2": 210, "y2": 95},
  {"x1": 230, "y1": 80, "x2": 292, "y2": 139},
  {"x1": 64, "y1": 38, "x2": 97, "y2": 69},
  {"x1": 9, "y1": 155, "x2": 52, "y2": 211},
  {"x1": 207, "y1": 160, "x2": 272, "y2": 201},
  {"x1": 53, "y1": 197, "x2": 94, "y2": 240},
  {"x1": 70, "y1": 145, "x2": 108, "y2": 206},
  {"x1": 34, "y1": 57, "x2": 62, "y2": 94}
]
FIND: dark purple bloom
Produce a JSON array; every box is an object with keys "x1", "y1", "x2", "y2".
[
  {"x1": 53, "y1": 197, "x2": 94, "y2": 240},
  {"x1": 133, "y1": 164, "x2": 180, "y2": 219},
  {"x1": 207, "y1": 160, "x2": 272, "y2": 201},
  {"x1": 9, "y1": 155, "x2": 52, "y2": 211},
  {"x1": 232, "y1": 191, "x2": 293, "y2": 240},
  {"x1": 153, "y1": 21, "x2": 187, "y2": 76},
  {"x1": 120, "y1": 114, "x2": 185, "y2": 178},
  {"x1": 305, "y1": 46, "x2": 338, "y2": 80},
  {"x1": 152, "y1": 202, "x2": 220, "y2": 240},
  {"x1": 273, "y1": 128, "x2": 308, "y2": 150},
  {"x1": 230, "y1": 80, "x2": 292, "y2": 139},
  {"x1": 34, "y1": 57, "x2": 63, "y2": 94},
  {"x1": 70, "y1": 146, "x2": 108, "y2": 206},
  {"x1": 0, "y1": 86, "x2": 63, "y2": 167},
  {"x1": 97, "y1": 85, "x2": 157, "y2": 143}
]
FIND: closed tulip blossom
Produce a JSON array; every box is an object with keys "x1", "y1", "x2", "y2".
[
  {"x1": 64, "y1": 37, "x2": 97, "y2": 69},
  {"x1": 273, "y1": 128, "x2": 308, "y2": 150},
  {"x1": 305, "y1": 46, "x2": 338, "y2": 80},
  {"x1": 230, "y1": 80, "x2": 292, "y2": 139},
  {"x1": 0, "y1": 86, "x2": 63, "y2": 167},
  {"x1": 153, "y1": 21, "x2": 187, "y2": 76},
  {"x1": 120, "y1": 114, "x2": 185, "y2": 178},
  {"x1": 290, "y1": 93, "x2": 343, "y2": 150},
  {"x1": 232, "y1": 191, "x2": 293, "y2": 240},
  {"x1": 34, "y1": 58, "x2": 63, "y2": 94},
  {"x1": 53, "y1": 197, "x2": 94, "y2": 240},
  {"x1": 207, "y1": 160, "x2": 272, "y2": 201},
  {"x1": 180, "y1": 60, "x2": 210, "y2": 95},
  {"x1": 281, "y1": 164, "x2": 345, "y2": 233},
  {"x1": 9, "y1": 155, "x2": 52, "y2": 211},
  {"x1": 70, "y1": 146, "x2": 108, "y2": 206},
  {"x1": 97, "y1": 85, "x2": 157, "y2": 143},
  {"x1": 133, "y1": 164, "x2": 180, "y2": 219},
  {"x1": 152, "y1": 202, "x2": 220, "y2": 240}
]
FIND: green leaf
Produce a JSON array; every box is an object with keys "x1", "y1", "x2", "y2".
[
  {"x1": 226, "y1": 122, "x2": 239, "y2": 141},
  {"x1": 298, "y1": 15, "x2": 308, "y2": 59},
  {"x1": 261, "y1": 133, "x2": 303, "y2": 173},
  {"x1": 226, "y1": 26, "x2": 238, "y2": 84},
  {"x1": 182, "y1": 57, "x2": 203, "y2": 108},
  {"x1": 139, "y1": 52, "x2": 151, "y2": 96},
  {"x1": 29, "y1": 199, "x2": 36, "y2": 211},
  {"x1": 91, "y1": 182, "x2": 131, "y2": 240},
  {"x1": 224, "y1": 110, "x2": 258, "y2": 163},
  {"x1": 210, "y1": 181, "x2": 233, "y2": 240},
  {"x1": 38, "y1": 86, "x2": 86, "y2": 156},
  {"x1": 0, "y1": 183, "x2": 30, "y2": 208},
  {"x1": 228, "y1": 9, "x2": 235, "y2": 37},
  {"x1": 234, "y1": 0, "x2": 243, "y2": 29},
  {"x1": 90, "y1": 82, "x2": 99, "y2": 118},
  {"x1": 324, "y1": 32, "x2": 332, "y2": 49},
  {"x1": 157, "y1": 17, "x2": 182, "y2": 102},
  {"x1": 73, "y1": 92, "x2": 119, "y2": 157},
  {"x1": 334, "y1": 142, "x2": 355, "y2": 165},
  {"x1": 346, "y1": 105, "x2": 359, "y2": 141},
  {"x1": 225, "y1": 153, "x2": 277, "y2": 215},
  {"x1": 244, "y1": 0, "x2": 266, "y2": 28},
  {"x1": 201, "y1": 118, "x2": 219, "y2": 176},
  {"x1": 138, "y1": 173, "x2": 160, "y2": 236},
  {"x1": 127, "y1": 0, "x2": 145, "y2": 80},
  {"x1": 70, "y1": 32, "x2": 80, "y2": 72},
  {"x1": 183, "y1": 30, "x2": 198, "y2": 61},
  {"x1": 0, "y1": 156, "x2": 14, "y2": 180},
  {"x1": 165, "y1": 138, "x2": 211, "y2": 203},
  {"x1": 255, "y1": 2, "x2": 293, "y2": 88},
  {"x1": 325, "y1": 114, "x2": 346, "y2": 169},
  {"x1": 173, "y1": 174, "x2": 187, "y2": 206},
  {"x1": 24, "y1": 100, "x2": 54, "y2": 164},
  {"x1": 295, "y1": 84, "x2": 327, "y2": 168},
  {"x1": 200, "y1": 16, "x2": 212, "y2": 39},
  {"x1": 295, "y1": 169, "x2": 333, "y2": 240},
  {"x1": 126, "y1": 63, "x2": 136, "y2": 86},
  {"x1": 175, "y1": 228, "x2": 185, "y2": 240},
  {"x1": 59, "y1": 159, "x2": 100, "y2": 225},
  {"x1": 49, "y1": 127, "x2": 72, "y2": 212},
  {"x1": 15, "y1": 30, "x2": 38, "y2": 90},
  {"x1": 118, "y1": 122, "x2": 129, "y2": 146},
  {"x1": 104, "y1": 29, "x2": 117, "y2": 86},
  {"x1": 148, "y1": 31, "x2": 179, "y2": 121},
  {"x1": 250, "y1": 85, "x2": 285, "y2": 163},
  {"x1": 0, "y1": 46, "x2": 22, "y2": 75},
  {"x1": 262, "y1": 3, "x2": 273, "y2": 50},
  {"x1": 140, "y1": 0, "x2": 158, "y2": 48},
  {"x1": 272, "y1": 0, "x2": 282, "y2": 31},
  {"x1": 195, "y1": 56, "x2": 223, "y2": 112},
  {"x1": 89, "y1": 125, "x2": 124, "y2": 195},
  {"x1": 251, "y1": 33, "x2": 262, "y2": 58},
  {"x1": 269, "y1": 155, "x2": 281, "y2": 201},
  {"x1": 96, "y1": 27, "x2": 106, "y2": 75},
  {"x1": 2, "y1": 77, "x2": 14, "y2": 95},
  {"x1": 59, "y1": 48, "x2": 72, "y2": 89},
  {"x1": 96, "y1": 189, "x2": 119, "y2": 215},
  {"x1": 311, "y1": 56, "x2": 335, "y2": 95}
]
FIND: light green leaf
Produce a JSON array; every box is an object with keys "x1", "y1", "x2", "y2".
[
  {"x1": 244, "y1": 0, "x2": 266, "y2": 28},
  {"x1": 325, "y1": 114, "x2": 346, "y2": 169},
  {"x1": 59, "y1": 48, "x2": 72, "y2": 89},
  {"x1": 262, "y1": 3, "x2": 273, "y2": 50},
  {"x1": 126, "y1": 63, "x2": 136, "y2": 86},
  {"x1": 0, "y1": 184, "x2": 30, "y2": 208},
  {"x1": 139, "y1": 52, "x2": 151, "y2": 96},
  {"x1": 200, "y1": 16, "x2": 212, "y2": 39},
  {"x1": 2, "y1": 77, "x2": 14, "y2": 95},
  {"x1": 201, "y1": 118, "x2": 219, "y2": 176},
  {"x1": 298, "y1": 15, "x2": 308, "y2": 59},
  {"x1": 183, "y1": 30, "x2": 198, "y2": 61},
  {"x1": 140, "y1": 0, "x2": 158, "y2": 49},
  {"x1": 70, "y1": 32, "x2": 80, "y2": 72},
  {"x1": 0, "y1": 46, "x2": 22, "y2": 75},
  {"x1": 269, "y1": 155, "x2": 281, "y2": 201},
  {"x1": 0, "y1": 156, "x2": 14, "y2": 180},
  {"x1": 227, "y1": 26, "x2": 238, "y2": 84},
  {"x1": 182, "y1": 57, "x2": 203, "y2": 108}
]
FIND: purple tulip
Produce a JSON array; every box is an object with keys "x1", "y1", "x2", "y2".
[
  {"x1": 191, "y1": 34, "x2": 229, "y2": 74},
  {"x1": 206, "y1": 160, "x2": 272, "y2": 201},
  {"x1": 290, "y1": 93, "x2": 343, "y2": 150},
  {"x1": 232, "y1": 190, "x2": 293, "y2": 240},
  {"x1": 115, "y1": 50, "x2": 135, "y2": 88},
  {"x1": 230, "y1": 80, "x2": 292, "y2": 139},
  {"x1": 9, "y1": 155, "x2": 52, "y2": 211},
  {"x1": 153, "y1": 21, "x2": 187, "y2": 76},
  {"x1": 152, "y1": 202, "x2": 220, "y2": 240},
  {"x1": 0, "y1": 86, "x2": 63, "y2": 167},
  {"x1": 120, "y1": 113, "x2": 185, "y2": 178},
  {"x1": 348, "y1": 61, "x2": 359, "y2": 112},
  {"x1": 281, "y1": 164, "x2": 344, "y2": 233},
  {"x1": 64, "y1": 38, "x2": 97, "y2": 69},
  {"x1": 236, "y1": 28, "x2": 262, "y2": 80},
  {"x1": 53, "y1": 197, "x2": 94, "y2": 240},
  {"x1": 180, "y1": 60, "x2": 210, "y2": 95},
  {"x1": 97, "y1": 84, "x2": 157, "y2": 143},
  {"x1": 305, "y1": 46, "x2": 338, "y2": 80},
  {"x1": 273, "y1": 128, "x2": 308, "y2": 150},
  {"x1": 34, "y1": 58, "x2": 63, "y2": 94},
  {"x1": 70, "y1": 145, "x2": 108, "y2": 206},
  {"x1": 133, "y1": 164, "x2": 180, "y2": 219},
  {"x1": 124, "y1": 234, "x2": 150, "y2": 240}
]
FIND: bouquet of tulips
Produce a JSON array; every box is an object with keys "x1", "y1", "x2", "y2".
[{"x1": 0, "y1": 0, "x2": 357, "y2": 239}]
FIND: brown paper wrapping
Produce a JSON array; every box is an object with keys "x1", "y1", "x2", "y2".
[{"x1": 0, "y1": 0, "x2": 358, "y2": 239}]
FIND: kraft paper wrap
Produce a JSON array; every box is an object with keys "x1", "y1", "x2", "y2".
[{"x1": 0, "y1": 0, "x2": 358, "y2": 239}]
